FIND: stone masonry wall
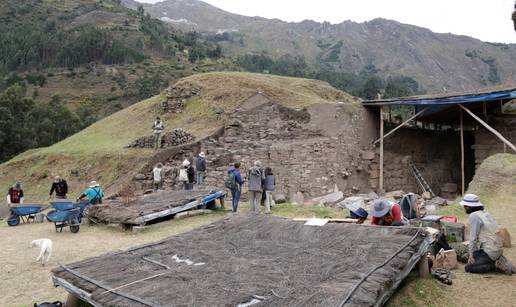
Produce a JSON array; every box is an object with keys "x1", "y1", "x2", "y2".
[
  {"x1": 131, "y1": 94, "x2": 374, "y2": 201},
  {"x1": 366, "y1": 127, "x2": 461, "y2": 196}
]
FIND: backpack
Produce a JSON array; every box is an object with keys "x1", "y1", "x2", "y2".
[
  {"x1": 225, "y1": 171, "x2": 236, "y2": 189},
  {"x1": 178, "y1": 168, "x2": 188, "y2": 182}
]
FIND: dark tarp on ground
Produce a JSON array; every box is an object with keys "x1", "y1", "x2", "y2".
[{"x1": 53, "y1": 215, "x2": 428, "y2": 307}]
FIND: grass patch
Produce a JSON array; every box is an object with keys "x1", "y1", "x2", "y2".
[{"x1": 271, "y1": 203, "x2": 348, "y2": 219}]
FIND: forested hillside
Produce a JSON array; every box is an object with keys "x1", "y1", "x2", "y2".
[{"x1": 0, "y1": 0, "x2": 234, "y2": 162}]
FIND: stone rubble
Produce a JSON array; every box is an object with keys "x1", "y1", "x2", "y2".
[{"x1": 127, "y1": 128, "x2": 195, "y2": 149}]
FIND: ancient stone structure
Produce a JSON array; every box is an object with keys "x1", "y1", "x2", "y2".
[
  {"x1": 127, "y1": 128, "x2": 195, "y2": 149},
  {"x1": 132, "y1": 93, "x2": 374, "y2": 199},
  {"x1": 162, "y1": 83, "x2": 201, "y2": 113}
]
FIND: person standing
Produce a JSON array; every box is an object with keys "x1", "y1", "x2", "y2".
[
  {"x1": 7, "y1": 181, "x2": 24, "y2": 206},
  {"x1": 263, "y1": 167, "x2": 276, "y2": 214},
  {"x1": 6, "y1": 181, "x2": 24, "y2": 221},
  {"x1": 49, "y1": 176, "x2": 68, "y2": 199},
  {"x1": 226, "y1": 162, "x2": 244, "y2": 212},
  {"x1": 186, "y1": 160, "x2": 195, "y2": 190},
  {"x1": 462, "y1": 194, "x2": 515, "y2": 275},
  {"x1": 152, "y1": 117, "x2": 165, "y2": 150},
  {"x1": 77, "y1": 181, "x2": 104, "y2": 204},
  {"x1": 152, "y1": 163, "x2": 164, "y2": 191},
  {"x1": 195, "y1": 152, "x2": 207, "y2": 185},
  {"x1": 248, "y1": 161, "x2": 265, "y2": 214}
]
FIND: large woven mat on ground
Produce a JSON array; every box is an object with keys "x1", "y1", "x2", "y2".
[
  {"x1": 88, "y1": 188, "x2": 218, "y2": 225},
  {"x1": 52, "y1": 215, "x2": 426, "y2": 307}
]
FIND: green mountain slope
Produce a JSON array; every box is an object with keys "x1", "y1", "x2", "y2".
[
  {"x1": 0, "y1": 72, "x2": 354, "y2": 205},
  {"x1": 0, "y1": 0, "x2": 233, "y2": 115}
]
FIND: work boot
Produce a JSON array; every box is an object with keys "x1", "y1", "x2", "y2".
[{"x1": 495, "y1": 255, "x2": 513, "y2": 276}]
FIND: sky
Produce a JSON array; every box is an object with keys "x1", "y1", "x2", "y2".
[{"x1": 138, "y1": 0, "x2": 516, "y2": 43}]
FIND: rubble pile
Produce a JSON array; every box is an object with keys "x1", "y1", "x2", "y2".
[{"x1": 127, "y1": 128, "x2": 195, "y2": 148}]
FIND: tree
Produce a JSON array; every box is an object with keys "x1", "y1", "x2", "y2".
[{"x1": 360, "y1": 76, "x2": 383, "y2": 100}]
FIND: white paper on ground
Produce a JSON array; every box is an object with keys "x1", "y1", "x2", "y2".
[{"x1": 304, "y1": 218, "x2": 329, "y2": 226}]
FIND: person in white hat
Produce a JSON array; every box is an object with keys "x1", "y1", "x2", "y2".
[
  {"x1": 195, "y1": 152, "x2": 207, "y2": 185},
  {"x1": 461, "y1": 194, "x2": 515, "y2": 275},
  {"x1": 178, "y1": 159, "x2": 194, "y2": 190},
  {"x1": 77, "y1": 181, "x2": 104, "y2": 204},
  {"x1": 371, "y1": 199, "x2": 404, "y2": 226}
]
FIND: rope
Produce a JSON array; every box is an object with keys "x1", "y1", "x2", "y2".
[{"x1": 337, "y1": 230, "x2": 422, "y2": 307}]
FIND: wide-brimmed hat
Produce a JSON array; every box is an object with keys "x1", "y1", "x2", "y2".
[
  {"x1": 254, "y1": 160, "x2": 262, "y2": 167},
  {"x1": 182, "y1": 159, "x2": 191, "y2": 166},
  {"x1": 460, "y1": 194, "x2": 483, "y2": 207},
  {"x1": 350, "y1": 207, "x2": 369, "y2": 219},
  {"x1": 199, "y1": 152, "x2": 206, "y2": 158},
  {"x1": 371, "y1": 199, "x2": 391, "y2": 217},
  {"x1": 89, "y1": 181, "x2": 99, "y2": 188}
]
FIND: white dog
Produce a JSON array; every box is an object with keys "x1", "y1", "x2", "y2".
[{"x1": 30, "y1": 239, "x2": 53, "y2": 266}]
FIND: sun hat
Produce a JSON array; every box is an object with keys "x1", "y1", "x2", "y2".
[
  {"x1": 350, "y1": 207, "x2": 369, "y2": 219},
  {"x1": 199, "y1": 152, "x2": 206, "y2": 158},
  {"x1": 460, "y1": 194, "x2": 483, "y2": 207},
  {"x1": 254, "y1": 160, "x2": 262, "y2": 167},
  {"x1": 14, "y1": 181, "x2": 22, "y2": 189},
  {"x1": 371, "y1": 199, "x2": 391, "y2": 218},
  {"x1": 345, "y1": 200, "x2": 363, "y2": 213},
  {"x1": 182, "y1": 159, "x2": 191, "y2": 167},
  {"x1": 89, "y1": 181, "x2": 99, "y2": 188}
]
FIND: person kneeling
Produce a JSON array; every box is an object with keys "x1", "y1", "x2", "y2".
[
  {"x1": 371, "y1": 199, "x2": 404, "y2": 226},
  {"x1": 462, "y1": 194, "x2": 515, "y2": 275}
]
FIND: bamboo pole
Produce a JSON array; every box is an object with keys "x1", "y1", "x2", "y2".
[
  {"x1": 373, "y1": 108, "x2": 427, "y2": 145},
  {"x1": 459, "y1": 104, "x2": 516, "y2": 152},
  {"x1": 460, "y1": 109, "x2": 465, "y2": 196},
  {"x1": 379, "y1": 107, "x2": 384, "y2": 193}
]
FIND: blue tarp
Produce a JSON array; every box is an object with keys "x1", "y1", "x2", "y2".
[{"x1": 363, "y1": 89, "x2": 516, "y2": 106}]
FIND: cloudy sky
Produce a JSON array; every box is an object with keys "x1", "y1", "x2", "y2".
[{"x1": 138, "y1": 0, "x2": 516, "y2": 43}]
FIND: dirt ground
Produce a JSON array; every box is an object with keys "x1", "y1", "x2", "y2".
[{"x1": 0, "y1": 211, "x2": 228, "y2": 307}]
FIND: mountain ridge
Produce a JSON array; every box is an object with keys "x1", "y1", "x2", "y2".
[{"x1": 132, "y1": 0, "x2": 516, "y2": 92}]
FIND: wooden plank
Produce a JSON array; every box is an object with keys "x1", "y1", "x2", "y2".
[
  {"x1": 373, "y1": 108, "x2": 428, "y2": 145},
  {"x1": 141, "y1": 200, "x2": 201, "y2": 223},
  {"x1": 292, "y1": 218, "x2": 358, "y2": 223},
  {"x1": 459, "y1": 104, "x2": 516, "y2": 152},
  {"x1": 53, "y1": 276, "x2": 102, "y2": 307},
  {"x1": 460, "y1": 109, "x2": 465, "y2": 196}
]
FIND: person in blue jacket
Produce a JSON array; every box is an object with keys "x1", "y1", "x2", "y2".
[
  {"x1": 227, "y1": 162, "x2": 245, "y2": 212},
  {"x1": 77, "y1": 181, "x2": 104, "y2": 204}
]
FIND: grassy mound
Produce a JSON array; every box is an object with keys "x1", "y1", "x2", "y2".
[{"x1": 0, "y1": 72, "x2": 354, "y2": 206}]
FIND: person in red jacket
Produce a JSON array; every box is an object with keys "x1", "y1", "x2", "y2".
[
  {"x1": 6, "y1": 181, "x2": 24, "y2": 206},
  {"x1": 371, "y1": 199, "x2": 404, "y2": 226}
]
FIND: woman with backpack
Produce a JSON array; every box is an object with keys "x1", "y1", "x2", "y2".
[
  {"x1": 226, "y1": 162, "x2": 244, "y2": 212},
  {"x1": 264, "y1": 167, "x2": 276, "y2": 214}
]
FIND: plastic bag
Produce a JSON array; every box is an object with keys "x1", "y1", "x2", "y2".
[{"x1": 431, "y1": 248, "x2": 458, "y2": 271}]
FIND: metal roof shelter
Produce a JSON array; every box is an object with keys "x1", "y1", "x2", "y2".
[{"x1": 362, "y1": 85, "x2": 516, "y2": 195}]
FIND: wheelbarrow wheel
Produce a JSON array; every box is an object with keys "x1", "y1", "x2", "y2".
[
  {"x1": 70, "y1": 224, "x2": 80, "y2": 233},
  {"x1": 7, "y1": 215, "x2": 20, "y2": 226}
]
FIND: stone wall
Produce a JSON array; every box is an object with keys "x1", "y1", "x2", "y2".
[
  {"x1": 473, "y1": 115, "x2": 516, "y2": 167},
  {"x1": 131, "y1": 94, "x2": 375, "y2": 200},
  {"x1": 366, "y1": 127, "x2": 462, "y2": 197}
]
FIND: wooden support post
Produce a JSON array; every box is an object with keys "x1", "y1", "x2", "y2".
[
  {"x1": 460, "y1": 109, "x2": 465, "y2": 196},
  {"x1": 379, "y1": 107, "x2": 384, "y2": 193},
  {"x1": 66, "y1": 294, "x2": 80, "y2": 307},
  {"x1": 483, "y1": 102, "x2": 487, "y2": 119},
  {"x1": 459, "y1": 104, "x2": 516, "y2": 152},
  {"x1": 418, "y1": 255, "x2": 430, "y2": 278}
]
